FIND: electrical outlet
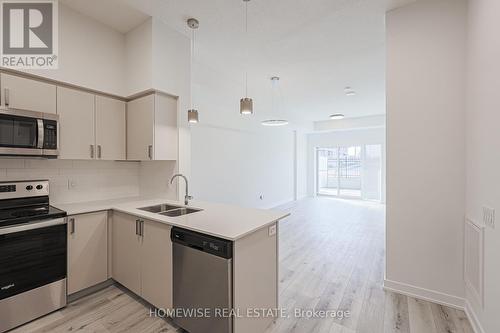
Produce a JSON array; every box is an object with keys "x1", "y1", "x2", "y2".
[
  {"x1": 68, "y1": 179, "x2": 78, "y2": 189},
  {"x1": 482, "y1": 206, "x2": 495, "y2": 229},
  {"x1": 268, "y1": 224, "x2": 277, "y2": 236}
]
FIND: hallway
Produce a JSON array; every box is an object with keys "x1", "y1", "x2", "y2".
[{"x1": 267, "y1": 197, "x2": 472, "y2": 333}]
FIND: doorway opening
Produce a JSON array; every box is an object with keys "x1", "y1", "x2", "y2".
[{"x1": 316, "y1": 144, "x2": 382, "y2": 201}]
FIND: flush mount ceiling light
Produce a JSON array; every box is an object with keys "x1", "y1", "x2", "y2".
[
  {"x1": 261, "y1": 76, "x2": 289, "y2": 127},
  {"x1": 240, "y1": 0, "x2": 253, "y2": 115},
  {"x1": 344, "y1": 86, "x2": 356, "y2": 96},
  {"x1": 329, "y1": 113, "x2": 345, "y2": 120},
  {"x1": 187, "y1": 18, "x2": 200, "y2": 124},
  {"x1": 261, "y1": 119, "x2": 289, "y2": 126}
]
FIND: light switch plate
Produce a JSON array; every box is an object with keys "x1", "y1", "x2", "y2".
[
  {"x1": 268, "y1": 224, "x2": 277, "y2": 236},
  {"x1": 482, "y1": 206, "x2": 495, "y2": 229}
]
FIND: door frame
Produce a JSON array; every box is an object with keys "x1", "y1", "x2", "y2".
[{"x1": 315, "y1": 145, "x2": 377, "y2": 200}]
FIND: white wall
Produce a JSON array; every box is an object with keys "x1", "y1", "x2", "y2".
[
  {"x1": 0, "y1": 4, "x2": 143, "y2": 205},
  {"x1": 190, "y1": 125, "x2": 295, "y2": 209},
  {"x1": 125, "y1": 19, "x2": 153, "y2": 95},
  {"x1": 25, "y1": 3, "x2": 127, "y2": 96},
  {"x1": 0, "y1": 159, "x2": 139, "y2": 204},
  {"x1": 386, "y1": 0, "x2": 466, "y2": 307},
  {"x1": 307, "y1": 127, "x2": 386, "y2": 200},
  {"x1": 2, "y1": 5, "x2": 188, "y2": 204},
  {"x1": 295, "y1": 130, "x2": 308, "y2": 200},
  {"x1": 465, "y1": 0, "x2": 500, "y2": 331},
  {"x1": 141, "y1": 18, "x2": 191, "y2": 200}
]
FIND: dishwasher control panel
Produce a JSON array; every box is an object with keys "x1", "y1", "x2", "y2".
[{"x1": 171, "y1": 227, "x2": 233, "y2": 259}]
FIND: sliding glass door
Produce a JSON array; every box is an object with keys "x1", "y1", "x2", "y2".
[{"x1": 316, "y1": 145, "x2": 382, "y2": 200}]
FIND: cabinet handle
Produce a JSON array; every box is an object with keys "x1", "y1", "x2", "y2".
[
  {"x1": 140, "y1": 220, "x2": 144, "y2": 237},
  {"x1": 97, "y1": 145, "x2": 102, "y2": 159},
  {"x1": 69, "y1": 218, "x2": 75, "y2": 234},
  {"x1": 135, "y1": 219, "x2": 139, "y2": 235},
  {"x1": 90, "y1": 145, "x2": 95, "y2": 159},
  {"x1": 148, "y1": 145, "x2": 153, "y2": 160},
  {"x1": 4, "y1": 88, "x2": 9, "y2": 107}
]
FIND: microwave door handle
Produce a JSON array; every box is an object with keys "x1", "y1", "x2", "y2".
[
  {"x1": 4, "y1": 88, "x2": 9, "y2": 107},
  {"x1": 37, "y1": 119, "x2": 44, "y2": 149}
]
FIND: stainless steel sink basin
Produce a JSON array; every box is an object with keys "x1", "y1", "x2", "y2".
[
  {"x1": 138, "y1": 203, "x2": 202, "y2": 217},
  {"x1": 159, "y1": 207, "x2": 202, "y2": 217},
  {"x1": 138, "y1": 204, "x2": 182, "y2": 213}
]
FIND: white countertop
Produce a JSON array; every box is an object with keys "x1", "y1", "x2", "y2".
[{"x1": 53, "y1": 197, "x2": 290, "y2": 241}]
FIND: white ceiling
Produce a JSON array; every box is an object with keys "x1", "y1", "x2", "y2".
[
  {"x1": 65, "y1": 0, "x2": 415, "y2": 129},
  {"x1": 60, "y1": 0, "x2": 149, "y2": 33}
]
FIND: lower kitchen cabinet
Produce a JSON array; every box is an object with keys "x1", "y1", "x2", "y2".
[
  {"x1": 111, "y1": 212, "x2": 142, "y2": 295},
  {"x1": 141, "y1": 219, "x2": 173, "y2": 310},
  {"x1": 112, "y1": 212, "x2": 173, "y2": 309},
  {"x1": 67, "y1": 211, "x2": 108, "y2": 295}
]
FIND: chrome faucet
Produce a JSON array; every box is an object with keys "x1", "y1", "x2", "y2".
[{"x1": 170, "y1": 174, "x2": 193, "y2": 205}]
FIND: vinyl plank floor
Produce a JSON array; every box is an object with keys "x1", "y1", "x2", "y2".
[{"x1": 14, "y1": 197, "x2": 472, "y2": 333}]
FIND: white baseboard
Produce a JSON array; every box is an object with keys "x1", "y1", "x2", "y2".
[
  {"x1": 383, "y1": 279, "x2": 464, "y2": 309},
  {"x1": 465, "y1": 299, "x2": 485, "y2": 333}
]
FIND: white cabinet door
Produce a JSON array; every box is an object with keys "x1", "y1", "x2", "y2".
[
  {"x1": 57, "y1": 87, "x2": 95, "y2": 159},
  {"x1": 111, "y1": 212, "x2": 142, "y2": 295},
  {"x1": 0, "y1": 73, "x2": 56, "y2": 114},
  {"x1": 67, "y1": 212, "x2": 108, "y2": 295},
  {"x1": 154, "y1": 94, "x2": 178, "y2": 161},
  {"x1": 126, "y1": 94, "x2": 154, "y2": 160},
  {"x1": 96, "y1": 96, "x2": 126, "y2": 160},
  {"x1": 140, "y1": 220, "x2": 173, "y2": 310}
]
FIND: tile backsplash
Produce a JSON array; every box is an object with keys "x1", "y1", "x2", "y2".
[{"x1": 0, "y1": 158, "x2": 140, "y2": 204}]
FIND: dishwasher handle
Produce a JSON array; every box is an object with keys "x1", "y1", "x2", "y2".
[{"x1": 171, "y1": 227, "x2": 233, "y2": 259}]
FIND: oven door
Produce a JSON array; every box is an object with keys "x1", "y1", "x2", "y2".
[
  {"x1": 0, "y1": 218, "x2": 67, "y2": 301},
  {"x1": 0, "y1": 111, "x2": 42, "y2": 156}
]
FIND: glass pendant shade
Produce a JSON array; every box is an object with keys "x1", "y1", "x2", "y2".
[
  {"x1": 240, "y1": 97, "x2": 253, "y2": 115},
  {"x1": 188, "y1": 109, "x2": 199, "y2": 123}
]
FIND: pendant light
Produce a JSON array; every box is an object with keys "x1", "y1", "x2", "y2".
[
  {"x1": 262, "y1": 76, "x2": 289, "y2": 126},
  {"x1": 240, "y1": 0, "x2": 253, "y2": 115},
  {"x1": 187, "y1": 18, "x2": 199, "y2": 123}
]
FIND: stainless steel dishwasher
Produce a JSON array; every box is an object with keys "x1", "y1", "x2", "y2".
[{"x1": 171, "y1": 227, "x2": 233, "y2": 333}]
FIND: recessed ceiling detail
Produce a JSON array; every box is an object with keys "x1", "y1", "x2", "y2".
[{"x1": 344, "y1": 87, "x2": 356, "y2": 96}]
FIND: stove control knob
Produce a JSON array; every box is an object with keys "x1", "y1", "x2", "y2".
[
  {"x1": 26, "y1": 185, "x2": 33, "y2": 190},
  {"x1": 36, "y1": 185, "x2": 43, "y2": 190}
]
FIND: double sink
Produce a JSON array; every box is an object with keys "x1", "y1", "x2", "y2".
[{"x1": 138, "y1": 203, "x2": 202, "y2": 217}]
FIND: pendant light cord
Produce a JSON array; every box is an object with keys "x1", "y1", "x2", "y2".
[
  {"x1": 190, "y1": 27, "x2": 195, "y2": 109},
  {"x1": 245, "y1": 0, "x2": 248, "y2": 98}
]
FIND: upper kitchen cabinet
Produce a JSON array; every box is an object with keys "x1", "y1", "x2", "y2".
[
  {"x1": 0, "y1": 73, "x2": 57, "y2": 114},
  {"x1": 127, "y1": 93, "x2": 178, "y2": 161},
  {"x1": 57, "y1": 87, "x2": 95, "y2": 159},
  {"x1": 58, "y1": 87, "x2": 126, "y2": 160},
  {"x1": 95, "y1": 96, "x2": 126, "y2": 160}
]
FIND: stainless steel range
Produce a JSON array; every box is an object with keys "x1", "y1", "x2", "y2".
[{"x1": 0, "y1": 180, "x2": 67, "y2": 333}]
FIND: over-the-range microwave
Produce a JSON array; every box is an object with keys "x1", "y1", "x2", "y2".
[{"x1": 0, "y1": 108, "x2": 59, "y2": 157}]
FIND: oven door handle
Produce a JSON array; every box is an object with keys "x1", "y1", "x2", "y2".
[
  {"x1": 0, "y1": 217, "x2": 66, "y2": 235},
  {"x1": 37, "y1": 119, "x2": 44, "y2": 149}
]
